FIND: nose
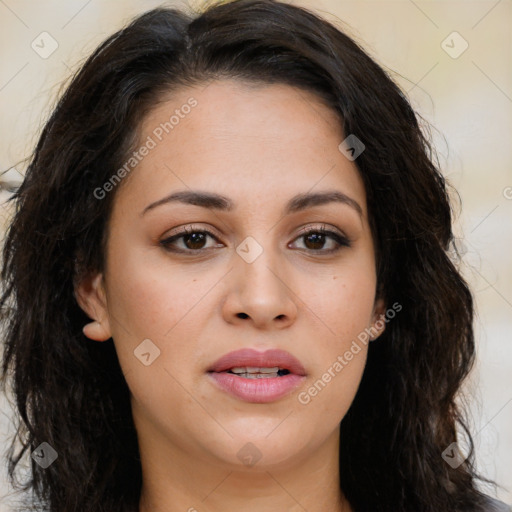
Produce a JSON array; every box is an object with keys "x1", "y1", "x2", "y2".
[{"x1": 221, "y1": 243, "x2": 298, "y2": 330}]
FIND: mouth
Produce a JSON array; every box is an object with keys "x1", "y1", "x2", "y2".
[{"x1": 206, "y1": 348, "x2": 306, "y2": 403}]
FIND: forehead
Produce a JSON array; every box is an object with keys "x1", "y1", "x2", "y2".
[
  {"x1": 119, "y1": 79, "x2": 367, "y2": 217},
  {"x1": 142, "y1": 79, "x2": 343, "y2": 148}
]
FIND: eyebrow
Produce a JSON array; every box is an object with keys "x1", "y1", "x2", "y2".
[{"x1": 140, "y1": 189, "x2": 363, "y2": 218}]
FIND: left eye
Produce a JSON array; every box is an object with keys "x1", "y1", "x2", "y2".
[
  {"x1": 291, "y1": 227, "x2": 351, "y2": 253},
  {"x1": 160, "y1": 225, "x2": 351, "y2": 254}
]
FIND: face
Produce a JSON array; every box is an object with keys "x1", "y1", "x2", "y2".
[{"x1": 77, "y1": 79, "x2": 386, "y2": 471}]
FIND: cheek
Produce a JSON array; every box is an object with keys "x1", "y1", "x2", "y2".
[
  {"x1": 305, "y1": 261, "x2": 377, "y2": 340},
  {"x1": 103, "y1": 260, "x2": 214, "y2": 431},
  {"x1": 106, "y1": 249, "x2": 213, "y2": 334},
  {"x1": 297, "y1": 260, "x2": 376, "y2": 406},
  {"x1": 103, "y1": 246, "x2": 222, "y2": 382},
  {"x1": 295, "y1": 271, "x2": 374, "y2": 417}
]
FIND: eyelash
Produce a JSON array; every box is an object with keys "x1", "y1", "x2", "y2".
[{"x1": 159, "y1": 224, "x2": 351, "y2": 255}]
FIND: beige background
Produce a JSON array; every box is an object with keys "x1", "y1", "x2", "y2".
[{"x1": 1, "y1": 0, "x2": 511, "y2": 510}]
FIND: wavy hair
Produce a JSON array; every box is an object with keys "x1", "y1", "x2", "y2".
[{"x1": 0, "y1": 1, "x2": 494, "y2": 511}]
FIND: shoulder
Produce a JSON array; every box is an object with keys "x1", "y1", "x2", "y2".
[{"x1": 480, "y1": 495, "x2": 511, "y2": 512}]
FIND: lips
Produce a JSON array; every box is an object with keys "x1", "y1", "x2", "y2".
[
  {"x1": 207, "y1": 348, "x2": 307, "y2": 403},
  {"x1": 207, "y1": 348, "x2": 307, "y2": 376}
]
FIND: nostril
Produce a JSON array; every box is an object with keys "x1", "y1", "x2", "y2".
[{"x1": 237, "y1": 313, "x2": 249, "y2": 319}]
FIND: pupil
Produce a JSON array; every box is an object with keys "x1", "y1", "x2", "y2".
[
  {"x1": 185, "y1": 233, "x2": 206, "y2": 250},
  {"x1": 305, "y1": 233, "x2": 324, "y2": 250}
]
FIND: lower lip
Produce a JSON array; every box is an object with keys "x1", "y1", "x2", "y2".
[{"x1": 208, "y1": 372, "x2": 306, "y2": 403}]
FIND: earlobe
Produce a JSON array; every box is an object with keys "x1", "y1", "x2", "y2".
[
  {"x1": 370, "y1": 297, "x2": 387, "y2": 341},
  {"x1": 82, "y1": 320, "x2": 111, "y2": 341},
  {"x1": 74, "y1": 272, "x2": 112, "y2": 342}
]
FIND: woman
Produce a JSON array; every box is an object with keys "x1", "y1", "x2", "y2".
[{"x1": 0, "y1": 1, "x2": 509, "y2": 511}]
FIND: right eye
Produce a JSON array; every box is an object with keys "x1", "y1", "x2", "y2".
[{"x1": 160, "y1": 226, "x2": 224, "y2": 253}]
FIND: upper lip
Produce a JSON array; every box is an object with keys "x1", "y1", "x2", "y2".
[{"x1": 208, "y1": 348, "x2": 307, "y2": 376}]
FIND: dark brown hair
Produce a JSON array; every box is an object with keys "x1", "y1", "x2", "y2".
[{"x1": 0, "y1": 1, "x2": 495, "y2": 510}]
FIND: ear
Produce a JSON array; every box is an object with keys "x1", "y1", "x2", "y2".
[
  {"x1": 369, "y1": 296, "x2": 387, "y2": 341},
  {"x1": 74, "y1": 272, "x2": 112, "y2": 342}
]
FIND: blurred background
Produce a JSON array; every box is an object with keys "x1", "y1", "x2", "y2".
[{"x1": 0, "y1": 0, "x2": 511, "y2": 510}]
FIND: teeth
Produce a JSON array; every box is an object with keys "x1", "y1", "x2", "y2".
[
  {"x1": 230, "y1": 366, "x2": 280, "y2": 374},
  {"x1": 238, "y1": 372, "x2": 279, "y2": 379}
]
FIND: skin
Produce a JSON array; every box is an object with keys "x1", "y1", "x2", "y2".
[{"x1": 76, "y1": 79, "x2": 386, "y2": 512}]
